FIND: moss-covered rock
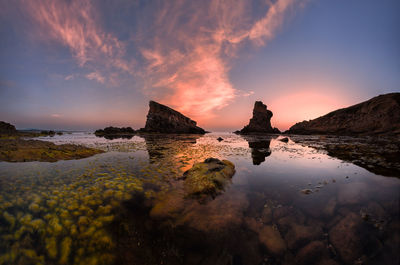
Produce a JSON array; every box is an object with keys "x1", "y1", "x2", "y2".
[
  {"x1": 0, "y1": 139, "x2": 103, "y2": 162},
  {"x1": 182, "y1": 158, "x2": 235, "y2": 198}
]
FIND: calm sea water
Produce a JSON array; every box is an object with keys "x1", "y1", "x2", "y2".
[{"x1": 0, "y1": 132, "x2": 399, "y2": 265}]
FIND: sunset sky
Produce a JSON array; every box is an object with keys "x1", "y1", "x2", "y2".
[{"x1": 0, "y1": 0, "x2": 399, "y2": 131}]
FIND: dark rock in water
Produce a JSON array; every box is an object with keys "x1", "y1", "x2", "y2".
[
  {"x1": 182, "y1": 158, "x2": 235, "y2": 198},
  {"x1": 237, "y1": 101, "x2": 280, "y2": 134},
  {"x1": 295, "y1": 241, "x2": 329, "y2": 265},
  {"x1": 217, "y1": 137, "x2": 224, "y2": 142},
  {"x1": 285, "y1": 223, "x2": 323, "y2": 250},
  {"x1": 279, "y1": 137, "x2": 289, "y2": 143},
  {"x1": 329, "y1": 212, "x2": 382, "y2": 264},
  {"x1": 0, "y1": 121, "x2": 17, "y2": 134},
  {"x1": 95, "y1": 126, "x2": 135, "y2": 138},
  {"x1": 286, "y1": 93, "x2": 400, "y2": 135},
  {"x1": 140, "y1": 101, "x2": 206, "y2": 134},
  {"x1": 40, "y1": 130, "x2": 56, "y2": 136}
]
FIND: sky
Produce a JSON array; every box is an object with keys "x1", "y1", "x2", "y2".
[{"x1": 0, "y1": 0, "x2": 399, "y2": 131}]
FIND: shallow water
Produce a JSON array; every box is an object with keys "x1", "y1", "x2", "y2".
[{"x1": 0, "y1": 132, "x2": 399, "y2": 265}]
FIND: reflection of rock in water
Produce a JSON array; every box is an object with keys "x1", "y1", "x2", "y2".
[
  {"x1": 241, "y1": 136, "x2": 273, "y2": 165},
  {"x1": 138, "y1": 134, "x2": 202, "y2": 163}
]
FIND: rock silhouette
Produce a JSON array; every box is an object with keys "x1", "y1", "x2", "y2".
[
  {"x1": 237, "y1": 101, "x2": 280, "y2": 134},
  {"x1": 0, "y1": 121, "x2": 17, "y2": 134},
  {"x1": 141, "y1": 101, "x2": 206, "y2": 134},
  {"x1": 287, "y1": 93, "x2": 400, "y2": 135}
]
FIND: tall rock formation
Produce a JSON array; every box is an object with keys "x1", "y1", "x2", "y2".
[
  {"x1": 287, "y1": 93, "x2": 400, "y2": 135},
  {"x1": 141, "y1": 101, "x2": 206, "y2": 134},
  {"x1": 237, "y1": 101, "x2": 280, "y2": 134}
]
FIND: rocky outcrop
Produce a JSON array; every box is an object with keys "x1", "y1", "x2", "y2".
[
  {"x1": 287, "y1": 93, "x2": 400, "y2": 135},
  {"x1": 0, "y1": 121, "x2": 17, "y2": 134},
  {"x1": 182, "y1": 158, "x2": 235, "y2": 199},
  {"x1": 237, "y1": 101, "x2": 280, "y2": 134},
  {"x1": 95, "y1": 126, "x2": 135, "y2": 139},
  {"x1": 140, "y1": 101, "x2": 206, "y2": 134}
]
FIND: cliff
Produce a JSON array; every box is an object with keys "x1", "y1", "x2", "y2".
[
  {"x1": 141, "y1": 101, "x2": 206, "y2": 134},
  {"x1": 287, "y1": 93, "x2": 400, "y2": 135}
]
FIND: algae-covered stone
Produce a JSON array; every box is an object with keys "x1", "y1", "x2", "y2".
[{"x1": 182, "y1": 158, "x2": 235, "y2": 198}]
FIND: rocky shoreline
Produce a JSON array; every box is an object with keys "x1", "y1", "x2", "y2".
[{"x1": 0, "y1": 121, "x2": 103, "y2": 162}]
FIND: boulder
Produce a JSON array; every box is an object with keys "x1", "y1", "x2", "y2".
[
  {"x1": 237, "y1": 101, "x2": 280, "y2": 134},
  {"x1": 285, "y1": 223, "x2": 323, "y2": 250},
  {"x1": 182, "y1": 158, "x2": 235, "y2": 198},
  {"x1": 0, "y1": 121, "x2": 17, "y2": 134},
  {"x1": 286, "y1": 93, "x2": 400, "y2": 135},
  {"x1": 258, "y1": 225, "x2": 287, "y2": 256},
  {"x1": 141, "y1": 101, "x2": 206, "y2": 134},
  {"x1": 94, "y1": 126, "x2": 135, "y2": 138},
  {"x1": 295, "y1": 241, "x2": 329, "y2": 265}
]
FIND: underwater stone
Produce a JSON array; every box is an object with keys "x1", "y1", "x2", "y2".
[
  {"x1": 182, "y1": 158, "x2": 235, "y2": 198},
  {"x1": 258, "y1": 225, "x2": 287, "y2": 256}
]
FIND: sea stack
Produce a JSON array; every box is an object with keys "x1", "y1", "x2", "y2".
[
  {"x1": 237, "y1": 101, "x2": 280, "y2": 134},
  {"x1": 141, "y1": 101, "x2": 206, "y2": 134},
  {"x1": 286, "y1": 93, "x2": 400, "y2": 135}
]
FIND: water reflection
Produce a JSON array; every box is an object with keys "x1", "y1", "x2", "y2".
[{"x1": 241, "y1": 135, "x2": 274, "y2": 165}]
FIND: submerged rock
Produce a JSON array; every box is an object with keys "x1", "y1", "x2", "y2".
[
  {"x1": 237, "y1": 101, "x2": 280, "y2": 134},
  {"x1": 140, "y1": 101, "x2": 206, "y2": 134},
  {"x1": 287, "y1": 93, "x2": 400, "y2": 135},
  {"x1": 182, "y1": 158, "x2": 235, "y2": 198}
]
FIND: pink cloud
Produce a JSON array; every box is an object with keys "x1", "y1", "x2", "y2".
[
  {"x1": 86, "y1": 72, "x2": 105, "y2": 84},
  {"x1": 140, "y1": 0, "x2": 304, "y2": 119},
  {"x1": 21, "y1": 0, "x2": 134, "y2": 84}
]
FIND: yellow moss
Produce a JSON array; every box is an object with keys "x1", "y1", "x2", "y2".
[
  {"x1": 0, "y1": 253, "x2": 11, "y2": 265},
  {"x1": 59, "y1": 237, "x2": 72, "y2": 264},
  {"x1": 70, "y1": 225, "x2": 78, "y2": 236},
  {"x1": 3, "y1": 211, "x2": 15, "y2": 229},
  {"x1": 30, "y1": 219, "x2": 45, "y2": 230},
  {"x1": 47, "y1": 200, "x2": 57, "y2": 208},
  {"x1": 78, "y1": 216, "x2": 89, "y2": 227},
  {"x1": 48, "y1": 217, "x2": 63, "y2": 235},
  {"x1": 28, "y1": 202, "x2": 40, "y2": 213},
  {"x1": 45, "y1": 237, "x2": 58, "y2": 259}
]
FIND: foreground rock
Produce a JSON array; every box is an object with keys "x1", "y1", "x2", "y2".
[
  {"x1": 236, "y1": 101, "x2": 280, "y2": 134},
  {"x1": 95, "y1": 126, "x2": 135, "y2": 139},
  {"x1": 0, "y1": 121, "x2": 17, "y2": 134},
  {"x1": 0, "y1": 139, "x2": 104, "y2": 162},
  {"x1": 140, "y1": 101, "x2": 206, "y2": 134},
  {"x1": 287, "y1": 93, "x2": 400, "y2": 135},
  {"x1": 182, "y1": 158, "x2": 235, "y2": 198}
]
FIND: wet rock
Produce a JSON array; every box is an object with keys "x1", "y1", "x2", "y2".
[
  {"x1": 295, "y1": 241, "x2": 329, "y2": 265},
  {"x1": 217, "y1": 137, "x2": 224, "y2": 142},
  {"x1": 182, "y1": 158, "x2": 235, "y2": 198},
  {"x1": 337, "y1": 182, "x2": 368, "y2": 205},
  {"x1": 323, "y1": 198, "x2": 337, "y2": 217},
  {"x1": 329, "y1": 212, "x2": 363, "y2": 264},
  {"x1": 285, "y1": 224, "x2": 323, "y2": 249},
  {"x1": 237, "y1": 101, "x2": 279, "y2": 134},
  {"x1": 279, "y1": 137, "x2": 289, "y2": 143},
  {"x1": 0, "y1": 121, "x2": 17, "y2": 134},
  {"x1": 140, "y1": 101, "x2": 206, "y2": 134},
  {"x1": 0, "y1": 139, "x2": 103, "y2": 162},
  {"x1": 273, "y1": 206, "x2": 292, "y2": 220},
  {"x1": 94, "y1": 126, "x2": 135, "y2": 138},
  {"x1": 261, "y1": 206, "x2": 272, "y2": 224},
  {"x1": 300, "y1": 189, "x2": 312, "y2": 195},
  {"x1": 286, "y1": 93, "x2": 400, "y2": 136},
  {"x1": 258, "y1": 225, "x2": 287, "y2": 256}
]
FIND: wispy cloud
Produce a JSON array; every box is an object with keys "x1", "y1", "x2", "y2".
[
  {"x1": 86, "y1": 72, "x2": 105, "y2": 84},
  {"x1": 51, "y1": 113, "x2": 62, "y2": 118},
  {"x1": 140, "y1": 0, "x2": 304, "y2": 118},
  {"x1": 21, "y1": 0, "x2": 134, "y2": 84},
  {"x1": 19, "y1": 0, "x2": 305, "y2": 118}
]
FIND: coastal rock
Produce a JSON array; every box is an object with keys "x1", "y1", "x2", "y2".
[
  {"x1": 287, "y1": 93, "x2": 400, "y2": 135},
  {"x1": 0, "y1": 121, "x2": 17, "y2": 134},
  {"x1": 95, "y1": 126, "x2": 135, "y2": 139},
  {"x1": 141, "y1": 101, "x2": 206, "y2": 134},
  {"x1": 182, "y1": 158, "x2": 235, "y2": 198},
  {"x1": 258, "y1": 225, "x2": 287, "y2": 256},
  {"x1": 238, "y1": 101, "x2": 280, "y2": 134}
]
